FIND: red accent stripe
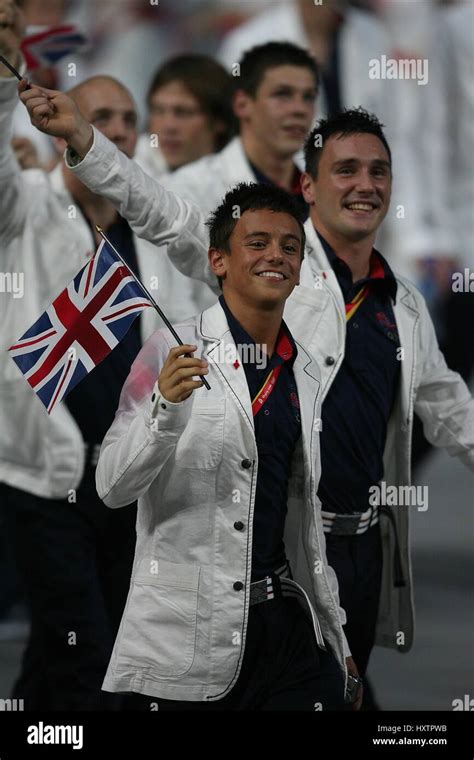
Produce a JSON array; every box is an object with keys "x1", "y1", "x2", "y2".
[
  {"x1": 102, "y1": 302, "x2": 151, "y2": 321},
  {"x1": 21, "y1": 25, "x2": 77, "y2": 46},
  {"x1": 9, "y1": 329, "x2": 56, "y2": 351},
  {"x1": 251, "y1": 366, "x2": 283, "y2": 417},
  {"x1": 251, "y1": 326, "x2": 293, "y2": 417},
  {"x1": 47, "y1": 355, "x2": 73, "y2": 413},
  {"x1": 83, "y1": 257, "x2": 95, "y2": 297},
  {"x1": 369, "y1": 252, "x2": 385, "y2": 279},
  {"x1": 275, "y1": 329, "x2": 293, "y2": 361}
]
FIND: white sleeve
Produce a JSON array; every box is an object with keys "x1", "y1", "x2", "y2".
[
  {"x1": 0, "y1": 74, "x2": 28, "y2": 244},
  {"x1": 96, "y1": 330, "x2": 193, "y2": 508},
  {"x1": 66, "y1": 129, "x2": 218, "y2": 292}
]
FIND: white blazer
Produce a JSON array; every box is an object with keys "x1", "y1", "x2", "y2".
[{"x1": 96, "y1": 301, "x2": 349, "y2": 701}]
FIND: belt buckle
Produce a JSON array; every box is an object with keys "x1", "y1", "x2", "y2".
[
  {"x1": 250, "y1": 574, "x2": 282, "y2": 606},
  {"x1": 331, "y1": 513, "x2": 362, "y2": 535}
]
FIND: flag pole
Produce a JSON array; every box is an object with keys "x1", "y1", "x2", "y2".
[
  {"x1": 95, "y1": 226, "x2": 211, "y2": 391},
  {"x1": 0, "y1": 54, "x2": 30, "y2": 88}
]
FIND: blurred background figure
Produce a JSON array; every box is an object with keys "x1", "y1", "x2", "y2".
[
  {"x1": 134, "y1": 53, "x2": 235, "y2": 178},
  {"x1": 11, "y1": 134, "x2": 40, "y2": 168},
  {"x1": 219, "y1": 0, "x2": 389, "y2": 123},
  {"x1": 218, "y1": 0, "x2": 422, "y2": 280},
  {"x1": 162, "y1": 41, "x2": 319, "y2": 218},
  {"x1": 132, "y1": 52, "x2": 235, "y2": 325}
]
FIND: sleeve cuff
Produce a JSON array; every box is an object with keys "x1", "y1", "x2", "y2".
[
  {"x1": 65, "y1": 126, "x2": 112, "y2": 168},
  {"x1": 149, "y1": 383, "x2": 193, "y2": 430}
]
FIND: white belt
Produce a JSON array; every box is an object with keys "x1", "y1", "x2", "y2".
[{"x1": 322, "y1": 506, "x2": 379, "y2": 535}]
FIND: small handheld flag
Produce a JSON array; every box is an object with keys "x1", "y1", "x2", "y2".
[
  {"x1": 8, "y1": 239, "x2": 153, "y2": 414},
  {"x1": 95, "y1": 227, "x2": 211, "y2": 391},
  {"x1": 21, "y1": 25, "x2": 88, "y2": 71}
]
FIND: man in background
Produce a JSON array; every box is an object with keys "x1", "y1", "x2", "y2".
[{"x1": 134, "y1": 53, "x2": 234, "y2": 179}]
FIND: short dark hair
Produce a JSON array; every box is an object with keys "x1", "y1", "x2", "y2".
[
  {"x1": 147, "y1": 54, "x2": 236, "y2": 151},
  {"x1": 304, "y1": 107, "x2": 392, "y2": 178},
  {"x1": 206, "y1": 183, "x2": 306, "y2": 289},
  {"x1": 237, "y1": 41, "x2": 319, "y2": 97}
]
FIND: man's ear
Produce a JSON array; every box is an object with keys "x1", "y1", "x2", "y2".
[
  {"x1": 301, "y1": 172, "x2": 316, "y2": 205},
  {"x1": 232, "y1": 89, "x2": 253, "y2": 122},
  {"x1": 208, "y1": 247, "x2": 228, "y2": 281},
  {"x1": 53, "y1": 136, "x2": 68, "y2": 155}
]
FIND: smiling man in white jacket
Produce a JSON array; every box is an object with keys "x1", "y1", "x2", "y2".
[
  {"x1": 94, "y1": 183, "x2": 354, "y2": 709},
  {"x1": 19, "y1": 79, "x2": 474, "y2": 708}
]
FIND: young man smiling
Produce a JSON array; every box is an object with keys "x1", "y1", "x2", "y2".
[
  {"x1": 94, "y1": 184, "x2": 354, "y2": 710},
  {"x1": 19, "y1": 79, "x2": 473, "y2": 709}
]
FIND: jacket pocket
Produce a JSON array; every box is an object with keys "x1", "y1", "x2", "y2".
[
  {"x1": 116, "y1": 559, "x2": 200, "y2": 677},
  {"x1": 174, "y1": 400, "x2": 225, "y2": 469}
]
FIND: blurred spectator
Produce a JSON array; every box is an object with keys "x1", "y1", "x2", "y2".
[
  {"x1": 11, "y1": 134, "x2": 45, "y2": 169},
  {"x1": 11, "y1": 0, "x2": 68, "y2": 164},
  {"x1": 217, "y1": 0, "x2": 457, "y2": 282},
  {"x1": 219, "y1": 0, "x2": 389, "y2": 119},
  {"x1": 162, "y1": 41, "x2": 319, "y2": 218},
  {"x1": 410, "y1": 0, "x2": 474, "y2": 468},
  {"x1": 135, "y1": 53, "x2": 235, "y2": 177},
  {"x1": 134, "y1": 53, "x2": 234, "y2": 326}
]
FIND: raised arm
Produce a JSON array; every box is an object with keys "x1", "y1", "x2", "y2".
[
  {"x1": 0, "y1": 0, "x2": 28, "y2": 242},
  {"x1": 18, "y1": 80, "x2": 218, "y2": 293}
]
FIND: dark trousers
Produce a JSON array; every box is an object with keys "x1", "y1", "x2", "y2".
[
  {"x1": 1, "y1": 465, "x2": 137, "y2": 710},
  {"x1": 157, "y1": 596, "x2": 345, "y2": 711},
  {"x1": 325, "y1": 524, "x2": 382, "y2": 709}
]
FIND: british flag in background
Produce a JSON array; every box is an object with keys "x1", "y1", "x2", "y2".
[
  {"x1": 8, "y1": 241, "x2": 152, "y2": 414},
  {"x1": 21, "y1": 25, "x2": 88, "y2": 71}
]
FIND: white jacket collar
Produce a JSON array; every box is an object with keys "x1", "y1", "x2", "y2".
[
  {"x1": 197, "y1": 299, "x2": 320, "y2": 436},
  {"x1": 219, "y1": 137, "x2": 257, "y2": 187}
]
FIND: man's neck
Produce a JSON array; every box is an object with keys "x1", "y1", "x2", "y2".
[
  {"x1": 62, "y1": 165, "x2": 118, "y2": 241},
  {"x1": 241, "y1": 132, "x2": 296, "y2": 192},
  {"x1": 223, "y1": 291, "x2": 284, "y2": 358},
  {"x1": 314, "y1": 221, "x2": 375, "y2": 282}
]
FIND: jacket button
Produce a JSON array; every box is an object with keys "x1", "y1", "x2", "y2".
[
  {"x1": 241, "y1": 458, "x2": 252, "y2": 469},
  {"x1": 160, "y1": 403, "x2": 167, "y2": 409},
  {"x1": 234, "y1": 521, "x2": 244, "y2": 531},
  {"x1": 325, "y1": 356, "x2": 335, "y2": 366},
  {"x1": 233, "y1": 581, "x2": 244, "y2": 591},
  {"x1": 151, "y1": 393, "x2": 156, "y2": 402}
]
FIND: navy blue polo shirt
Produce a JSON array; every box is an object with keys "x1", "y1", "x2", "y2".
[
  {"x1": 65, "y1": 215, "x2": 142, "y2": 447},
  {"x1": 219, "y1": 295, "x2": 301, "y2": 581},
  {"x1": 317, "y1": 233, "x2": 401, "y2": 514}
]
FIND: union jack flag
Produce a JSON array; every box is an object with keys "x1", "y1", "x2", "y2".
[
  {"x1": 21, "y1": 25, "x2": 88, "y2": 71},
  {"x1": 8, "y1": 241, "x2": 152, "y2": 414}
]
